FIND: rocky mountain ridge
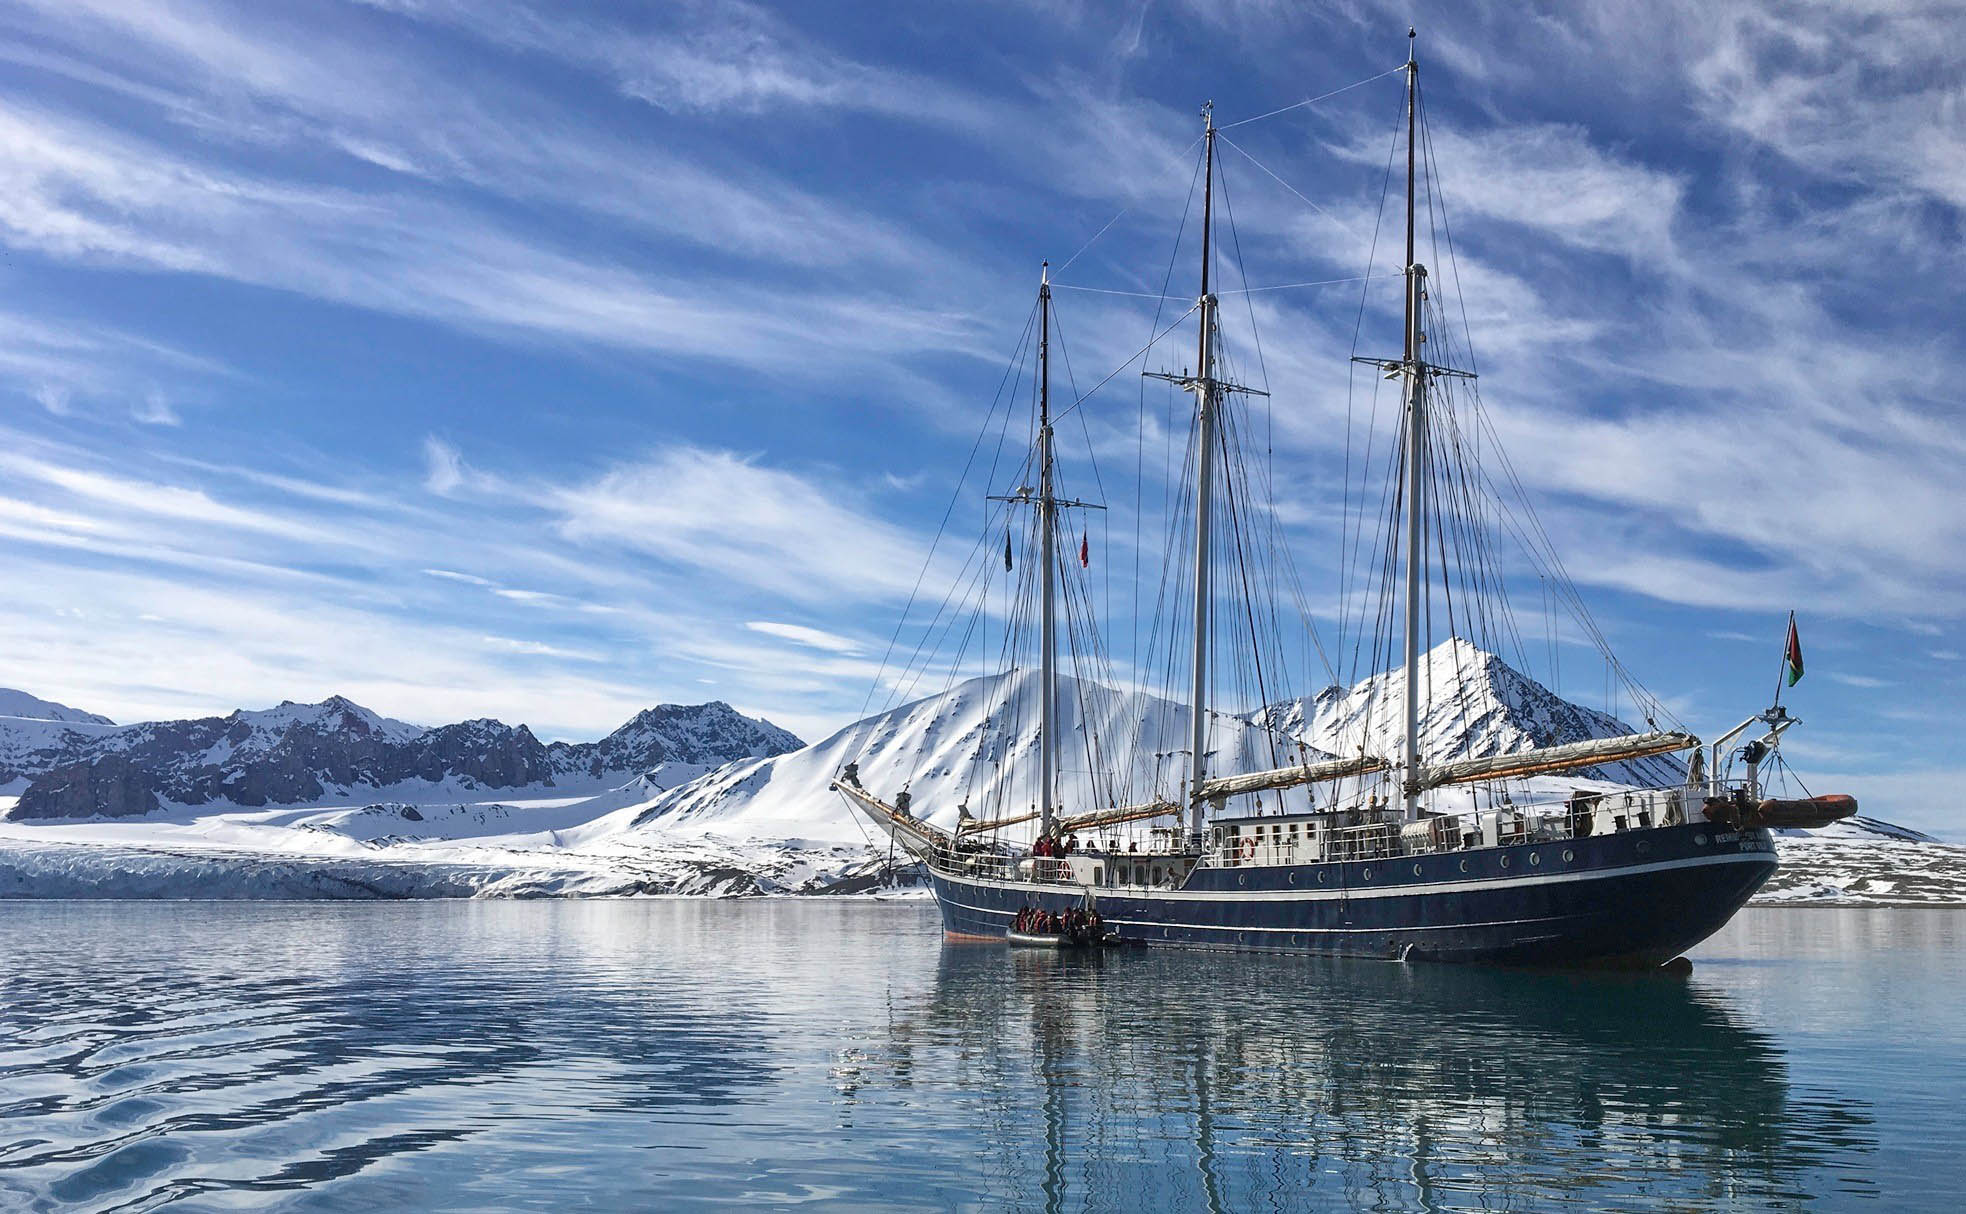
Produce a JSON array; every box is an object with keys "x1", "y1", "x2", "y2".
[{"x1": 2, "y1": 694, "x2": 802, "y2": 819}]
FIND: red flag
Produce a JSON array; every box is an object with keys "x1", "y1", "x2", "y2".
[{"x1": 1079, "y1": 532, "x2": 1089, "y2": 568}]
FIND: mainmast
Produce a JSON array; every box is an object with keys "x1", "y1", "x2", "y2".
[
  {"x1": 1345, "y1": 30, "x2": 1474, "y2": 821},
  {"x1": 1186, "y1": 103, "x2": 1220, "y2": 837},
  {"x1": 1144, "y1": 102, "x2": 1265, "y2": 837},
  {"x1": 1037, "y1": 262, "x2": 1058, "y2": 837},
  {"x1": 1398, "y1": 29, "x2": 1427, "y2": 824}
]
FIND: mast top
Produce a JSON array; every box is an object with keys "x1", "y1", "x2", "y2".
[{"x1": 1407, "y1": 27, "x2": 1416, "y2": 65}]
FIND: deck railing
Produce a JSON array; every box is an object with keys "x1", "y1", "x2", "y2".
[{"x1": 923, "y1": 780, "x2": 1749, "y2": 887}]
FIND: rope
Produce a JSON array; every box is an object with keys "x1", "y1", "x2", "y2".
[
  {"x1": 1218, "y1": 135, "x2": 1369, "y2": 246},
  {"x1": 1216, "y1": 65, "x2": 1407, "y2": 129},
  {"x1": 1222, "y1": 274, "x2": 1399, "y2": 295}
]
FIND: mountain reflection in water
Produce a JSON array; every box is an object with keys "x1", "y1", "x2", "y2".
[{"x1": 0, "y1": 902, "x2": 1943, "y2": 1211}]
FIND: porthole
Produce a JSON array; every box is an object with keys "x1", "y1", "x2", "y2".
[
  {"x1": 1238, "y1": 874, "x2": 1246, "y2": 886},
  {"x1": 1459, "y1": 859, "x2": 1469, "y2": 873},
  {"x1": 1563, "y1": 849, "x2": 1575, "y2": 862},
  {"x1": 1317, "y1": 872, "x2": 1326, "y2": 884},
  {"x1": 1499, "y1": 855, "x2": 1511, "y2": 869},
  {"x1": 1694, "y1": 834, "x2": 1708, "y2": 846},
  {"x1": 1636, "y1": 840, "x2": 1651, "y2": 856},
  {"x1": 1289, "y1": 872, "x2": 1297, "y2": 885},
  {"x1": 1529, "y1": 852, "x2": 1541, "y2": 866},
  {"x1": 1412, "y1": 863, "x2": 1424, "y2": 877},
  {"x1": 1362, "y1": 868, "x2": 1373, "y2": 881}
]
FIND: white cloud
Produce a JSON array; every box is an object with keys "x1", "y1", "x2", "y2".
[
  {"x1": 745, "y1": 620, "x2": 864, "y2": 654},
  {"x1": 132, "y1": 389, "x2": 180, "y2": 426},
  {"x1": 1827, "y1": 672, "x2": 1892, "y2": 690},
  {"x1": 552, "y1": 446, "x2": 938, "y2": 605}
]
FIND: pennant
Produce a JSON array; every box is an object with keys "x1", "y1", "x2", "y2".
[
  {"x1": 1784, "y1": 613, "x2": 1804, "y2": 687},
  {"x1": 1079, "y1": 531, "x2": 1089, "y2": 568},
  {"x1": 1004, "y1": 530, "x2": 1013, "y2": 572}
]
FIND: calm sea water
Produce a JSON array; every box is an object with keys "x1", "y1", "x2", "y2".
[{"x1": 1, "y1": 901, "x2": 1960, "y2": 1212}]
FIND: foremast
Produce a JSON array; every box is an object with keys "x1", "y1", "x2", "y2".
[
  {"x1": 1037, "y1": 264, "x2": 1059, "y2": 837},
  {"x1": 992, "y1": 262, "x2": 1101, "y2": 839}
]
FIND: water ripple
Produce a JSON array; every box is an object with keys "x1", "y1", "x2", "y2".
[{"x1": 0, "y1": 902, "x2": 1956, "y2": 1210}]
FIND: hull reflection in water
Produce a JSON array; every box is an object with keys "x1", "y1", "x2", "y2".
[
  {"x1": 866, "y1": 942, "x2": 1873, "y2": 1211},
  {"x1": 0, "y1": 903, "x2": 1919, "y2": 1210}
]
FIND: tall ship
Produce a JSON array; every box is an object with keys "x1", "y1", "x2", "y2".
[{"x1": 834, "y1": 35, "x2": 1854, "y2": 966}]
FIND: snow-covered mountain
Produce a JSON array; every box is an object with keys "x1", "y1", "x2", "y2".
[
  {"x1": 624, "y1": 638, "x2": 1685, "y2": 842},
  {"x1": 1, "y1": 694, "x2": 802, "y2": 818},
  {"x1": 0, "y1": 688, "x2": 114, "y2": 726},
  {"x1": 625, "y1": 666, "x2": 1300, "y2": 842},
  {"x1": 1257, "y1": 636, "x2": 1687, "y2": 788}
]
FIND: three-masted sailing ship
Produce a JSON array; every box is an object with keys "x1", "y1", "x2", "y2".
[{"x1": 833, "y1": 35, "x2": 1853, "y2": 966}]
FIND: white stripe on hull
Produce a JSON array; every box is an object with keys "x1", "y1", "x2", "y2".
[{"x1": 931, "y1": 846, "x2": 1774, "y2": 905}]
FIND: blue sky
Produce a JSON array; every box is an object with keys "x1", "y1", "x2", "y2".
[{"x1": 1, "y1": 1, "x2": 1961, "y2": 833}]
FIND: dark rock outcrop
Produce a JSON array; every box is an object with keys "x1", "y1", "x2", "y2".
[{"x1": 11, "y1": 755, "x2": 158, "y2": 819}]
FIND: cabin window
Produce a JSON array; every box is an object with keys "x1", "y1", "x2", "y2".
[
  {"x1": 1093, "y1": 866, "x2": 1103, "y2": 885},
  {"x1": 1152, "y1": 865, "x2": 1163, "y2": 884}
]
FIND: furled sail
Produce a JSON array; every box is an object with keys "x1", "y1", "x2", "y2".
[
  {"x1": 1055, "y1": 800, "x2": 1181, "y2": 832},
  {"x1": 1193, "y1": 754, "x2": 1391, "y2": 803},
  {"x1": 1418, "y1": 731, "x2": 1699, "y2": 789},
  {"x1": 959, "y1": 800, "x2": 1181, "y2": 835}
]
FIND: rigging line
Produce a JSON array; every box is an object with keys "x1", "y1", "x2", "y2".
[
  {"x1": 1417, "y1": 85, "x2": 1481, "y2": 380},
  {"x1": 1055, "y1": 135, "x2": 1205, "y2": 274},
  {"x1": 1340, "y1": 84, "x2": 1406, "y2": 677},
  {"x1": 1217, "y1": 64, "x2": 1408, "y2": 129},
  {"x1": 1052, "y1": 283, "x2": 1188, "y2": 302},
  {"x1": 1050, "y1": 302, "x2": 1200, "y2": 424},
  {"x1": 859, "y1": 301, "x2": 1038, "y2": 721},
  {"x1": 1135, "y1": 148, "x2": 1206, "y2": 715},
  {"x1": 1221, "y1": 274, "x2": 1398, "y2": 295},
  {"x1": 1216, "y1": 134, "x2": 1369, "y2": 246}
]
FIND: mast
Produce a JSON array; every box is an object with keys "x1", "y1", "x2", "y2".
[
  {"x1": 1186, "y1": 102, "x2": 1219, "y2": 837},
  {"x1": 1038, "y1": 262, "x2": 1058, "y2": 837},
  {"x1": 1399, "y1": 28, "x2": 1426, "y2": 823}
]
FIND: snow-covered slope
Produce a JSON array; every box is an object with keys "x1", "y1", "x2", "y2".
[
  {"x1": 1258, "y1": 637, "x2": 1687, "y2": 787},
  {"x1": 624, "y1": 667, "x2": 1308, "y2": 843},
  {"x1": 0, "y1": 688, "x2": 113, "y2": 725}
]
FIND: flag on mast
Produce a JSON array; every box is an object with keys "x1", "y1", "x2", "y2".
[
  {"x1": 1004, "y1": 530, "x2": 1013, "y2": 572},
  {"x1": 1784, "y1": 613, "x2": 1804, "y2": 687},
  {"x1": 1079, "y1": 531, "x2": 1089, "y2": 568}
]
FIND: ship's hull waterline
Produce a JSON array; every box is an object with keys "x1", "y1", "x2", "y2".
[{"x1": 928, "y1": 822, "x2": 1777, "y2": 968}]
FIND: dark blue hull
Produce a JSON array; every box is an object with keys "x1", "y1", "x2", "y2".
[{"x1": 929, "y1": 822, "x2": 1777, "y2": 967}]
